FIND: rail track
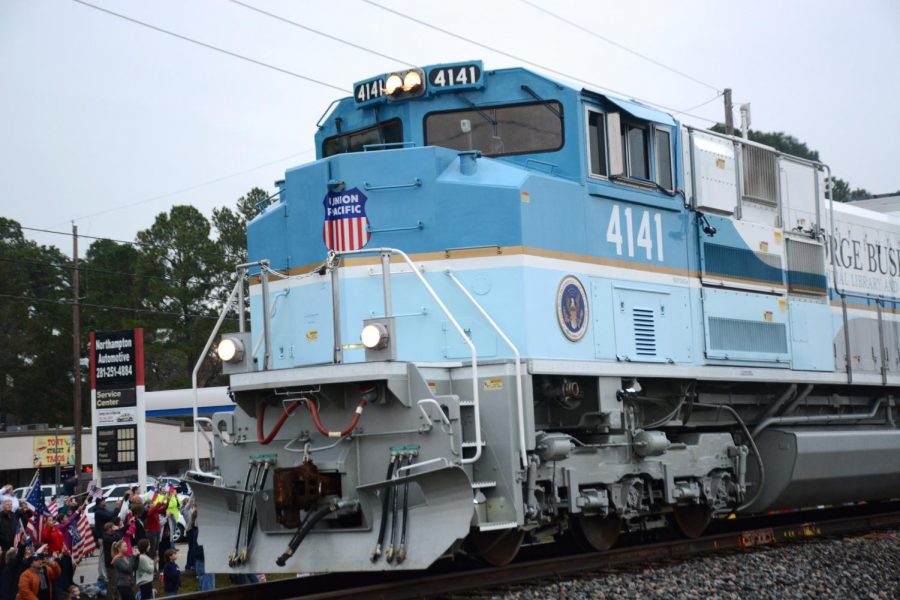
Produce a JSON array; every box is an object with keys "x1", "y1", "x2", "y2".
[{"x1": 180, "y1": 502, "x2": 900, "y2": 600}]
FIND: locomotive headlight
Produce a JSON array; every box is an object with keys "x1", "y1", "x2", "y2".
[
  {"x1": 217, "y1": 336, "x2": 244, "y2": 363},
  {"x1": 384, "y1": 73, "x2": 403, "y2": 95},
  {"x1": 402, "y1": 70, "x2": 422, "y2": 92},
  {"x1": 361, "y1": 323, "x2": 389, "y2": 350}
]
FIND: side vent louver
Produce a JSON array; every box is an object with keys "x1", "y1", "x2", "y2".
[
  {"x1": 633, "y1": 307, "x2": 657, "y2": 357},
  {"x1": 708, "y1": 317, "x2": 788, "y2": 354},
  {"x1": 742, "y1": 145, "x2": 778, "y2": 206},
  {"x1": 785, "y1": 238, "x2": 827, "y2": 295}
]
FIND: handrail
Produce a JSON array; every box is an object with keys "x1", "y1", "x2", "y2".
[
  {"x1": 752, "y1": 398, "x2": 885, "y2": 438},
  {"x1": 364, "y1": 178, "x2": 422, "y2": 192},
  {"x1": 192, "y1": 260, "x2": 269, "y2": 474},
  {"x1": 445, "y1": 270, "x2": 528, "y2": 470},
  {"x1": 192, "y1": 277, "x2": 242, "y2": 474},
  {"x1": 195, "y1": 417, "x2": 217, "y2": 464},
  {"x1": 332, "y1": 247, "x2": 483, "y2": 464}
]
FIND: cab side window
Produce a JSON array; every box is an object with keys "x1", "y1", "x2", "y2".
[
  {"x1": 587, "y1": 107, "x2": 674, "y2": 191},
  {"x1": 654, "y1": 129, "x2": 673, "y2": 190},
  {"x1": 623, "y1": 123, "x2": 650, "y2": 180},
  {"x1": 587, "y1": 110, "x2": 608, "y2": 177}
]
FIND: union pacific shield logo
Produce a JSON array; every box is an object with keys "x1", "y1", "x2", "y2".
[{"x1": 323, "y1": 187, "x2": 370, "y2": 252}]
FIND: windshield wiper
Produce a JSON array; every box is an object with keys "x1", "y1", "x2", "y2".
[
  {"x1": 521, "y1": 85, "x2": 561, "y2": 119},
  {"x1": 456, "y1": 93, "x2": 496, "y2": 125}
]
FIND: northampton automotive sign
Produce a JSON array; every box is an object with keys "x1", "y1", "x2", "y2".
[{"x1": 91, "y1": 329, "x2": 143, "y2": 472}]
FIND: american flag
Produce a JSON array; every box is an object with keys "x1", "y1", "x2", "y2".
[
  {"x1": 70, "y1": 510, "x2": 96, "y2": 565},
  {"x1": 87, "y1": 481, "x2": 104, "y2": 499},
  {"x1": 12, "y1": 519, "x2": 28, "y2": 547},
  {"x1": 25, "y1": 477, "x2": 50, "y2": 543},
  {"x1": 323, "y1": 187, "x2": 370, "y2": 252},
  {"x1": 47, "y1": 500, "x2": 59, "y2": 519}
]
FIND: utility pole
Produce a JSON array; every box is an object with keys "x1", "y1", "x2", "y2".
[
  {"x1": 72, "y1": 223, "x2": 82, "y2": 493},
  {"x1": 724, "y1": 88, "x2": 734, "y2": 136}
]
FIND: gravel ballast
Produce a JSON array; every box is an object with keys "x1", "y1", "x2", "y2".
[{"x1": 465, "y1": 530, "x2": 900, "y2": 599}]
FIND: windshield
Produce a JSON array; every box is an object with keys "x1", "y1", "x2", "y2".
[
  {"x1": 425, "y1": 101, "x2": 563, "y2": 157},
  {"x1": 322, "y1": 119, "x2": 403, "y2": 157}
]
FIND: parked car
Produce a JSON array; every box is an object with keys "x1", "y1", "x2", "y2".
[{"x1": 13, "y1": 484, "x2": 62, "y2": 501}]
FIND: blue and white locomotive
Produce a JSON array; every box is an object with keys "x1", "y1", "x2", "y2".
[{"x1": 190, "y1": 61, "x2": 900, "y2": 573}]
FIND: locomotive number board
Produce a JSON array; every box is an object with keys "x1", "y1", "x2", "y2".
[{"x1": 353, "y1": 61, "x2": 484, "y2": 106}]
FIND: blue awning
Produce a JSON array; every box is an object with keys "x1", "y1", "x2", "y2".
[{"x1": 583, "y1": 90, "x2": 677, "y2": 127}]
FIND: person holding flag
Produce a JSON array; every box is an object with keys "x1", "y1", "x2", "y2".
[{"x1": 23, "y1": 475, "x2": 52, "y2": 548}]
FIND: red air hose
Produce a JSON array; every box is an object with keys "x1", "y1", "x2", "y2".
[
  {"x1": 256, "y1": 397, "x2": 367, "y2": 444},
  {"x1": 306, "y1": 398, "x2": 366, "y2": 438},
  {"x1": 256, "y1": 400, "x2": 302, "y2": 445}
]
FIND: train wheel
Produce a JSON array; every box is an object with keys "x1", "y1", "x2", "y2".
[
  {"x1": 469, "y1": 528, "x2": 525, "y2": 566},
  {"x1": 570, "y1": 514, "x2": 621, "y2": 552},
  {"x1": 673, "y1": 504, "x2": 712, "y2": 539}
]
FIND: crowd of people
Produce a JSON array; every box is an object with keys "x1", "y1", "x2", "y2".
[{"x1": 0, "y1": 482, "x2": 210, "y2": 600}]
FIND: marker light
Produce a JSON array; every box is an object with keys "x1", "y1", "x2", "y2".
[
  {"x1": 217, "y1": 337, "x2": 245, "y2": 363},
  {"x1": 402, "y1": 70, "x2": 422, "y2": 92},
  {"x1": 384, "y1": 73, "x2": 403, "y2": 95},
  {"x1": 361, "y1": 323, "x2": 389, "y2": 350}
]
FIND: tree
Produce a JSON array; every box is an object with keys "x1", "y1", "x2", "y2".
[
  {"x1": 0, "y1": 218, "x2": 75, "y2": 426},
  {"x1": 710, "y1": 124, "x2": 870, "y2": 202},
  {"x1": 212, "y1": 187, "x2": 267, "y2": 331},
  {"x1": 135, "y1": 206, "x2": 227, "y2": 389},
  {"x1": 710, "y1": 124, "x2": 819, "y2": 161},
  {"x1": 80, "y1": 238, "x2": 146, "y2": 332},
  {"x1": 212, "y1": 187, "x2": 266, "y2": 268}
]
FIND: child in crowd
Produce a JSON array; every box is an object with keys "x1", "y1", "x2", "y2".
[
  {"x1": 162, "y1": 549, "x2": 180, "y2": 597},
  {"x1": 135, "y1": 539, "x2": 154, "y2": 600},
  {"x1": 112, "y1": 540, "x2": 135, "y2": 600}
]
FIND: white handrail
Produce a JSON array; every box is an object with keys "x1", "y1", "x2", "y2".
[
  {"x1": 335, "y1": 247, "x2": 482, "y2": 464},
  {"x1": 192, "y1": 277, "x2": 242, "y2": 474},
  {"x1": 445, "y1": 271, "x2": 527, "y2": 470}
]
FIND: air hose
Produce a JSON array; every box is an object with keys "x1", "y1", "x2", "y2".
[
  {"x1": 256, "y1": 400, "x2": 302, "y2": 445},
  {"x1": 371, "y1": 454, "x2": 397, "y2": 562},
  {"x1": 275, "y1": 500, "x2": 357, "y2": 567},
  {"x1": 306, "y1": 398, "x2": 367, "y2": 438},
  {"x1": 257, "y1": 397, "x2": 366, "y2": 444},
  {"x1": 386, "y1": 454, "x2": 405, "y2": 562},
  {"x1": 396, "y1": 455, "x2": 414, "y2": 563}
]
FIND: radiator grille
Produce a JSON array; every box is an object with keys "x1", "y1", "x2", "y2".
[
  {"x1": 703, "y1": 242, "x2": 783, "y2": 284},
  {"x1": 708, "y1": 317, "x2": 788, "y2": 354},
  {"x1": 633, "y1": 307, "x2": 657, "y2": 357},
  {"x1": 785, "y1": 238, "x2": 827, "y2": 295},
  {"x1": 742, "y1": 145, "x2": 778, "y2": 206}
]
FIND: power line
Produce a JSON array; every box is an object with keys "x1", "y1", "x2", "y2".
[
  {"x1": 520, "y1": 0, "x2": 721, "y2": 94},
  {"x1": 0, "y1": 293, "x2": 237, "y2": 322},
  {"x1": 17, "y1": 225, "x2": 230, "y2": 267},
  {"x1": 70, "y1": 0, "x2": 349, "y2": 93},
  {"x1": 678, "y1": 92, "x2": 725, "y2": 115},
  {"x1": 63, "y1": 149, "x2": 313, "y2": 224},
  {"x1": 228, "y1": 0, "x2": 413, "y2": 67},
  {"x1": 361, "y1": 0, "x2": 717, "y2": 123},
  {"x1": 0, "y1": 256, "x2": 219, "y2": 289}
]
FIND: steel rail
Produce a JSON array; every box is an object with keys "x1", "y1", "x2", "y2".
[{"x1": 177, "y1": 504, "x2": 900, "y2": 600}]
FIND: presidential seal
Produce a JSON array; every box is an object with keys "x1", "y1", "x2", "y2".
[{"x1": 556, "y1": 275, "x2": 588, "y2": 342}]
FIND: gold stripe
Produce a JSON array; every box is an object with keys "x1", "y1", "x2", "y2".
[
  {"x1": 250, "y1": 248, "x2": 890, "y2": 313},
  {"x1": 253, "y1": 245, "x2": 696, "y2": 280}
]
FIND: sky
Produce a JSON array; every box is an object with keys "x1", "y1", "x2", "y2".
[{"x1": 1, "y1": 0, "x2": 898, "y2": 256}]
